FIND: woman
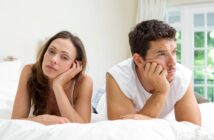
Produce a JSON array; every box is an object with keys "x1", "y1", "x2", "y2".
[{"x1": 11, "y1": 31, "x2": 93, "y2": 125}]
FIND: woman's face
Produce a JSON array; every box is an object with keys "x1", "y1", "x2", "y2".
[{"x1": 42, "y1": 38, "x2": 77, "y2": 79}]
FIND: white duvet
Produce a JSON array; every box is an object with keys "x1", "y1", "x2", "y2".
[
  {"x1": 0, "y1": 118, "x2": 213, "y2": 140},
  {"x1": 1, "y1": 88, "x2": 214, "y2": 140}
]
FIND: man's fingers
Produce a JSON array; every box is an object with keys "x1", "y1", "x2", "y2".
[
  {"x1": 160, "y1": 69, "x2": 168, "y2": 77},
  {"x1": 150, "y1": 63, "x2": 157, "y2": 73},
  {"x1": 154, "y1": 64, "x2": 163, "y2": 75}
]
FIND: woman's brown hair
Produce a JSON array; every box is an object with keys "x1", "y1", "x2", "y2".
[{"x1": 27, "y1": 31, "x2": 87, "y2": 116}]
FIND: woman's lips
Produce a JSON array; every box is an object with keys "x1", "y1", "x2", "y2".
[{"x1": 46, "y1": 65, "x2": 57, "y2": 71}]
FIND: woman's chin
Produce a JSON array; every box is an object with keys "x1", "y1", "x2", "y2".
[{"x1": 44, "y1": 73, "x2": 57, "y2": 80}]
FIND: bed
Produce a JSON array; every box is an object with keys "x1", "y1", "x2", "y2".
[{"x1": 0, "y1": 58, "x2": 214, "y2": 140}]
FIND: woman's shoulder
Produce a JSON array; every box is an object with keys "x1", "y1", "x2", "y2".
[
  {"x1": 73, "y1": 73, "x2": 93, "y2": 99},
  {"x1": 77, "y1": 73, "x2": 92, "y2": 85},
  {"x1": 20, "y1": 64, "x2": 33, "y2": 77}
]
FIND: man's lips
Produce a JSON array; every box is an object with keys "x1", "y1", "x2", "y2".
[{"x1": 167, "y1": 69, "x2": 176, "y2": 74}]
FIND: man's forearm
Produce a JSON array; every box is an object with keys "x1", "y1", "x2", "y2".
[{"x1": 137, "y1": 93, "x2": 168, "y2": 118}]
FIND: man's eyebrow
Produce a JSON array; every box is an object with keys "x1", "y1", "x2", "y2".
[{"x1": 155, "y1": 49, "x2": 168, "y2": 54}]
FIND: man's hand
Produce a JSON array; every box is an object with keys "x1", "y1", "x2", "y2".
[
  {"x1": 137, "y1": 62, "x2": 170, "y2": 95},
  {"x1": 121, "y1": 114, "x2": 151, "y2": 120}
]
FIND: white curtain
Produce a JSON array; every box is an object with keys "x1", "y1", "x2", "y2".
[{"x1": 137, "y1": 0, "x2": 166, "y2": 23}]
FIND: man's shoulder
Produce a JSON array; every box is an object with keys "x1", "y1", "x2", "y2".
[
  {"x1": 115, "y1": 58, "x2": 133, "y2": 67},
  {"x1": 108, "y1": 58, "x2": 134, "y2": 74},
  {"x1": 107, "y1": 58, "x2": 136, "y2": 87},
  {"x1": 175, "y1": 63, "x2": 192, "y2": 76},
  {"x1": 172, "y1": 63, "x2": 192, "y2": 87}
]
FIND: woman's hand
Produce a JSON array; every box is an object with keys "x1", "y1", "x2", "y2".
[
  {"x1": 53, "y1": 60, "x2": 82, "y2": 88},
  {"x1": 32, "y1": 114, "x2": 70, "y2": 125}
]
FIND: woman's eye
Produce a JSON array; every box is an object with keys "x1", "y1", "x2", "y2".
[
  {"x1": 48, "y1": 49, "x2": 55, "y2": 54},
  {"x1": 61, "y1": 56, "x2": 69, "y2": 60}
]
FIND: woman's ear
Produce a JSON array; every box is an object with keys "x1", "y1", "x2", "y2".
[{"x1": 133, "y1": 53, "x2": 144, "y2": 67}]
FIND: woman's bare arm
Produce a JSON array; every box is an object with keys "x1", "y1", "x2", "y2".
[{"x1": 53, "y1": 74, "x2": 93, "y2": 123}]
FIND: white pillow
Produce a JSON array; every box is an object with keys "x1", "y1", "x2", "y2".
[
  {"x1": 96, "y1": 92, "x2": 107, "y2": 116},
  {"x1": 0, "y1": 59, "x2": 22, "y2": 84},
  {"x1": 165, "y1": 103, "x2": 214, "y2": 129},
  {"x1": 0, "y1": 59, "x2": 22, "y2": 119},
  {"x1": 0, "y1": 59, "x2": 22, "y2": 98},
  {"x1": 92, "y1": 88, "x2": 105, "y2": 109}
]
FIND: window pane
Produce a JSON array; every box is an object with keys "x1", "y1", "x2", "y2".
[
  {"x1": 208, "y1": 31, "x2": 214, "y2": 48},
  {"x1": 176, "y1": 31, "x2": 181, "y2": 62},
  {"x1": 207, "y1": 66, "x2": 214, "y2": 84},
  {"x1": 207, "y1": 13, "x2": 214, "y2": 26},
  {"x1": 208, "y1": 87, "x2": 214, "y2": 102},
  {"x1": 208, "y1": 79, "x2": 214, "y2": 84},
  {"x1": 194, "y1": 32, "x2": 204, "y2": 48},
  {"x1": 194, "y1": 86, "x2": 204, "y2": 96},
  {"x1": 194, "y1": 14, "x2": 204, "y2": 27},
  {"x1": 194, "y1": 68, "x2": 205, "y2": 84},
  {"x1": 207, "y1": 49, "x2": 214, "y2": 81},
  {"x1": 194, "y1": 50, "x2": 205, "y2": 66},
  {"x1": 168, "y1": 11, "x2": 180, "y2": 24}
]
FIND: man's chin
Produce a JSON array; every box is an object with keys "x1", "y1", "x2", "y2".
[{"x1": 167, "y1": 76, "x2": 174, "y2": 83}]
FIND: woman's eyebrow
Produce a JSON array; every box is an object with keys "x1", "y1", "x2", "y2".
[{"x1": 49, "y1": 45, "x2": 56, "y2": 49}]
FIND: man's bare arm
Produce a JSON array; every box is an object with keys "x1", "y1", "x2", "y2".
[
  {"x1": 174, "y1": 81, "x2": 201, "y2": 125},
  {"x1": 106, "y1": 73, "x2": 135, "y2": 120},
  {"x1": 137, "y1": 92, "x2": 168, "y2": 118}
]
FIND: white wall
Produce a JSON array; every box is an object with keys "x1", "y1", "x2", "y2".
[{"x1": 0, "y1": 0, "x2": 137, "y2": 94}]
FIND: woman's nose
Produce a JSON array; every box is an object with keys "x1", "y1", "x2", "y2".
[{"x1": 50, "y1": 55, "x2": 58, "y2": 64}]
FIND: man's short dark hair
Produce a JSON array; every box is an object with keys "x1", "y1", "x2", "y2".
[{"x1": 128, "y1": 19, "x2": 176, "y2": 59}]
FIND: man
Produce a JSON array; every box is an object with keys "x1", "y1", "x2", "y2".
[{"x1": 106, "y1": 19, "x2": 201, "y2": 125}]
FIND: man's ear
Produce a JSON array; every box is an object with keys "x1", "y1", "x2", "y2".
[{"x1": 133, "y1": 53, "x2": 144, "y2": 67}]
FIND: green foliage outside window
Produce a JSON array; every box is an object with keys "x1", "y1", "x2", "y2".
[
  {"x1": 176, "y1": 31, "x2": 181, "y2": 63},
  {"x1": 194, "y1": 31, "x2": 214, "y2": 101}
]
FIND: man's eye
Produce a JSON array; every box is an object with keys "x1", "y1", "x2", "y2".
[
  {"x1": 159, "y1": 53, "x2": 166, "y2": 56},
  {"x1": 172, "y1": 49, "x2": 177, "y2": 54}
]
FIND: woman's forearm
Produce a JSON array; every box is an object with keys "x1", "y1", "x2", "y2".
[
  {"x1": 12, "y1": 114, "x2": 70, "y2": 125},
  {"x1": 53, "y1": 86, "x2": 87, "y2": 123}
]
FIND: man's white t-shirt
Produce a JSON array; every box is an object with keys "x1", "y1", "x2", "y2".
[{"x1": 108, "y1": 58, "x2": 192, "y2": 118}]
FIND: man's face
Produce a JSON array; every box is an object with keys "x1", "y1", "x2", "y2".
[{"x1": 142, "y1": 39, "x2": 177, "y2": 82}]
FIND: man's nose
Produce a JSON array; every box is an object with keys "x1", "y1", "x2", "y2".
[{"x1": 168, "y1": 54, "x2": 176, "y2": 66}]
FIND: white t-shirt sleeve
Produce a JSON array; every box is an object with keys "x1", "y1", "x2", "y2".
[
  {"x1": 107, "y1": 59, "x2": 135, "y2": 99},
  {"x1": 173, "y1": 63, "x2": 192, "y2": 101}
]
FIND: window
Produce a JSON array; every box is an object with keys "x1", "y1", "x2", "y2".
[
  {"x1": 166, "y1": 3, "x2": 214, "y2": 102},
  {"x1": 165, "y1": 9, "x2": 182, "y2": 63}
]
